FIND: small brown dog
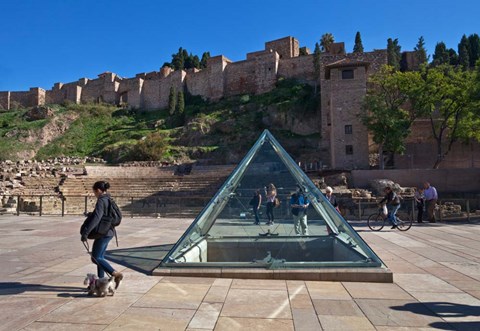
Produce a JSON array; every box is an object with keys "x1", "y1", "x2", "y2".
[{"x1": 84, "y1": 273, "x2": 115, "y2": 297}]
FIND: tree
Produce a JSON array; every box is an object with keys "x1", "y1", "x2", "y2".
[
  {"x1": 320, "y1": 33, "x2": 334, "y2": 52},
  {"x1": 361, "y1": 65, "x2": 423, "y2": 169},
  {"x1": 458, "y1": 35, "x2": 470, "y2": 69},
  {"x1": 448, "y1": 48, "x2": 458, "y2": 66},
  {"x1": 200, "y1": 52, "x2": 210, "y2": 69},
  {"x1": 353, "y1": 31, "x2": 364, "y2": 53},
  {"x1": 387, "y1": 38, "x2": 402, "y2": 70},
  {"x1": 468, "y1": 33, "x2": 480, "y2": 67},
  {"x1": 313, "y1": 42, "x2": 321, "y2": 77},
  {"x1": 459, "y1": 43, "x2": 470, "y2": 69},
  {"x1": 414, "y1": 65, "x2": 477, "y2": 168},
  {"x1": 171, "y1": 48, "x2": 185, "y2": 70},
  {"x1": 176, "y1": 91, "x2": 185, "y2": 115},
  {"x1": 168, "y1": 86, "x2": 176, "y2": 115},
  {"x1": 431, "y1": 42, "x2": 450, "y2": 66},
  {"x1": 414, "y1": 36, "x2": 428, "y2": 65}
]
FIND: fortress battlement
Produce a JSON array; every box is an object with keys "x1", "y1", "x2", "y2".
[{"x1": 0, "y1": 36, "x2": 387, "y2": 111}]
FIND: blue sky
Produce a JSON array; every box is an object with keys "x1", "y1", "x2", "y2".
[{"x1": 0, "y1": 0, "x2": 478, "y2": 91}]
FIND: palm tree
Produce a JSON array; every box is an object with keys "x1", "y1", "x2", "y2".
[{"x1": 320, "y1": 33, "x2": 335, "y2": 53}]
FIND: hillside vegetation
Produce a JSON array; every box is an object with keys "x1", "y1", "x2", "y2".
[{"x1": 0, "y1": 79, "x2": 321, "y2": 163}]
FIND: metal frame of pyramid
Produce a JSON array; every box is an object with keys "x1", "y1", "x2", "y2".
[{"x1": 154, "y1": 130, "x2": 392, "y2": 282}]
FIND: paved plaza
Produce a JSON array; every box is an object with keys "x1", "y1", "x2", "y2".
[{"x1": 1, "y1": 215, "x2": 480, "y2": 330}]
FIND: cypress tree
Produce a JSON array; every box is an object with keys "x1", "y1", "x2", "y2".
[
  {"x1": 414, "y1": 36, "x2": 428, "y2": 65},
  {"x1": 458, "y1": 35, "x2": 470, "y2": 69},
  {"x1": 448, "y1": 48, "x2": 458, "y2": 66},
  {"x1": 168, "y1": 86, "x2": 176, "y2": 115},
  {"x1": 468, "y1": 33, "x2": 480, "y2": 67},
  {"x1": 200, "y1": 52, "x2": 210, "y2": 69},
  {"x1": 176, "y1": 91, "x2": 185, "y2": 115},
  {"x1": 172, "y1": 48, "x2": 184, "y2": 70},
  {"x1": 313, "y1": 42, "x2": 321, "y2": 79},
  {"x1": 387, "y1": 38, "x2": 401, "y2": 70},
  {"x1": 432, "y1": 42, "x2": 450, "y2": 66},
  {"x1": 459, "y1": 43, "x2": 470, "y2": 69},
  {"x1": 353, "y1": 31, "x2": 364, "y2": 53}
]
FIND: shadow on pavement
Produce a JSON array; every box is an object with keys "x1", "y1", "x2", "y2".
[
  {"x1": 106, "y1": 244, "x2": 174, "y2": 275},
  {"x1": 392, "y1": 301, "x2": 480, "y2": 330},
  {"x1": 0, "y1": 282, "x2": 85, "y2": 297}
]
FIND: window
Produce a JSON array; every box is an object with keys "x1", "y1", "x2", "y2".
[
  {"x1": 345, "y1": 125, "x2": 352, "y2": 134},
  {"x1": 346, "y1": 145, "x2": 354, "y2": 155},
  {"x1": 342, "y1": 69, "x2": 354, "y2": 79}
]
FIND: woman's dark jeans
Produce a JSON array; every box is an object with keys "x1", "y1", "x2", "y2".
[
  {"x1": 266, "y1": 202, "x2": 274, "y2": 223},
  {"x1": 92, "y1": 236, "x2": 114, "y2": 278},
  {"x1": 253, "y1": 207, "x2": 260, "y2": 224}
]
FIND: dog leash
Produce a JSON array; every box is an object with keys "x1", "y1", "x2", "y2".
[{"x1": 82, "y1": 241, "x2": 113, "y2": 278}]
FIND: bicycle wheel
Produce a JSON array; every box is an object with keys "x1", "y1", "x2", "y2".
[
  {"x1": 368, "y1": 213, "x2": 385, "y2": 231},
  {"x1": 396, "y1": 214, "x2": 413, "y2": 231}
]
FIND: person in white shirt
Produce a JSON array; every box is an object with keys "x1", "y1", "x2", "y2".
[{"x1": 423, "y1": 182, "x2": 438, "y2": 223}]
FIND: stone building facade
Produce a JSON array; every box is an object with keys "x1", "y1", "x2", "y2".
[{"x1": 1, "y1": 36, "x2": 391, "y2": 170}]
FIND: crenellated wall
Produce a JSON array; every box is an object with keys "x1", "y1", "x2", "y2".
[{"x1": 0, "y1": 36, "x2": 385, "y2": 113}]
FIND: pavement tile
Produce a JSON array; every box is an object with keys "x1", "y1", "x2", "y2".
[
  {"x1": 312, "y1": 299, "x2": 364, "y2": 316},
  {"x1": 104, "y1": 307, "x2": 195, "y2": 330},
  {"x1": 0, "y1": 296, "x2": 68, "y2": 331},
  {"x1": 231, "y1": 278, "x2": 287, "y2": 290},
  {"x1": 289, "y1": 293, "x2": 313, "y2": 309},
  {"x1": 214, "y1": 317, "x2": 294, "y2": 331},
  {"x1": 212, "y1": 278, "x2": 232, "y2": 287},
  {"x1": 342, "y1": 282, "x2": 413, "y2": 300},
  {"x1": 188, "y1": 302, "x2": 223, "y2": 329},
  {"x1": 286, "y1": 280, "x2": 308, "y2": 294},
  {"x1": 160, "y1": 276, "x2": 216, "y2": 285},
  {"x1": 305, "y1": 281, "x2": 352, "y2": 300},
  {"x1": 291, "y1": 308, "x2": 322, "y2": 331},
  {"x1": 221, "y1": 288, "x2": 291, "y2": 319},
  {"x1": 203, "y1": 285, "x2": 230, "y2": 303},
  {"x1": 317, "y1": 315, "x2": 375, "y2": 330},
  {"x1": 394, "y1": 274, "x2": 463, "y2": 293},
  {"x1": 134, "y1": 282, "x2": 210, "y2": 309},
  {"x1": 22, "y1": 322, "x2": 107, "y2": 330},
  {"x1": 356, "y1": 299, "x2": 444, "y2": 327},
  {"x1": 38, "y1": 292, "x2": 143, "y2": 324}
]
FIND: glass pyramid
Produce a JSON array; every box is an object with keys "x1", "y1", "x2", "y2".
[{"x1": 159, "y1": 130, "x2": 385, "y2": 270}]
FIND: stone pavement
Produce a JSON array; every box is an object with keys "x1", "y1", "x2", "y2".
[{"x1": 0, "y1": 215, "x2": 479, "y2": 331}]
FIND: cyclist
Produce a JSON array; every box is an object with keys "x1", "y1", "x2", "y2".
[{"x1": 379, "y1": 186, "x2": 401, "y2": 229}]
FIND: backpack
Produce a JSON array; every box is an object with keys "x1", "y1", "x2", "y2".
[
  {"x1": 107, "y1": 198, "x2": 122, "y2": 227},
  {"x1": 80, "y1": 198, "x2": 122, "y2": 241}
]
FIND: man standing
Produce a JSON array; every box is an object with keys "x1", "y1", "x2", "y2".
[
  {"x1": 291, "y1": 188, "x2": 310, "y2": 235},
  {"x1": 423, "y1": 182, "x2": 438, "y2": 223}
]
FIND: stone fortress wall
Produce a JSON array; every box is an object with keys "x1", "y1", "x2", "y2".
[{"x1": 0, "y1": 36, "x2": 387, "y2": 112}]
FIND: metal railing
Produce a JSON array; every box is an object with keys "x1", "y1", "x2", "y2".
[
  {"x1": 1, "y1": 194, "x2": 478, "y2": 223},
  {"x1": 338, "y1": 198, "x2": 480, "y2": 223},
  {"x1": 0, "y1": 194, "x2": 208, "y2": 218}
]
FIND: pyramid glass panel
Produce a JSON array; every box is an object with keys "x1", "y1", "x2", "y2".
[{"x1": 159, "y1": 130, "x2": 385, "y2": 270}]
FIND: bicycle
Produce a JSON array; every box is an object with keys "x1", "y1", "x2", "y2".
[{"x1": 367, "y1": 206, "x2": 413, "y2": 231}]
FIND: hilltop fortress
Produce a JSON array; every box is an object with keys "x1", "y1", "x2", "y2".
[
  {"x1": 0, "y1": 37, "x2": 386, "y2": 110},
  {"x1": 0, "y1": 36, "x2": 389, "y2": 169}
]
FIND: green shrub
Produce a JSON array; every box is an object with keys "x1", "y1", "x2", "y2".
[{"x1": 131, "y1": 132, "x2": 168, "y2": 161}]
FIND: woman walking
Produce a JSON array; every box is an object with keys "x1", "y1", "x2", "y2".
[
  {"x1": 265, "y1": 183, "x2": 277, "y2": 225},
  {"x1": 81, "y1": 181, "x2": 123, "y2": 288}
]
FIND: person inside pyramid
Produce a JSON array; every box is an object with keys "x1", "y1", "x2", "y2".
[
  {"x1": 290, "y1": 186, "x2": 310, "y2": 235},
  {"x1": 265, "y1": 183, "x2": 277, "y2": 225}
]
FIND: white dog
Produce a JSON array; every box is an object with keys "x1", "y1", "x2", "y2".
[{"x1": 84, "y1": 273, "x2": 115, "y2": 297}]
